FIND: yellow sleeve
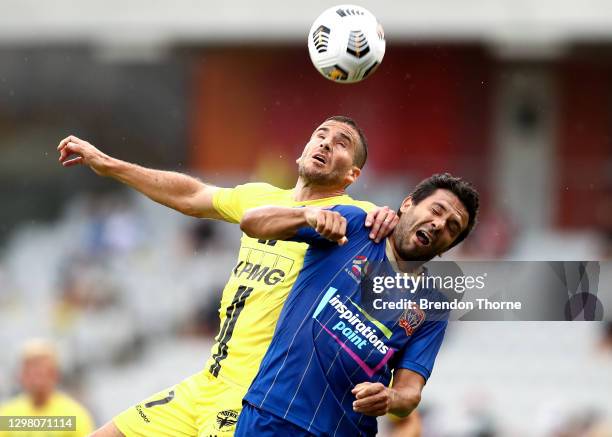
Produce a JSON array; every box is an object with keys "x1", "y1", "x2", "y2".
[{"x1": 212, "y1": 182, "x2": 278, "y2": 223}]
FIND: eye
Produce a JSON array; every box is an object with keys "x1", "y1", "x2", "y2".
[
  {"x1": 338, "y1": 142, "x2": 347, "y2": 148},
  {"x1": 432, "y1": 208, "x2": 441, "y2": 216}
]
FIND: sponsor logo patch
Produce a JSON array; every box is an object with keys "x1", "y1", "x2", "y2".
[
  {"x1": 346, "y1": 255, "x2": 368, "y2": 283},
  {"x1": 399, "y1": 307, "x2": 426, "y2": 336},
  {"x1": 215, "y1": 409, "x2": 238, "y2": 431}
]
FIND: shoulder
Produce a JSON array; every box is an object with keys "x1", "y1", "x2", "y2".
[
  {"x1": 0, "y1": 395, "x2": 27, "y2": 414},
  {"x1": 343, "y1": 199, "x2": 377, "y2": 213},
  {"x1": 330, "y1": 204, "x2": 369, "y2": 219},
  {"x1": 232, "y1": 182, "x2": 285, "y2": 195},
  {"x1": 212, "y1": 182, "x2": 287, "y2": 222},
  {"x1": 330, "y1": 205, "x2": 368, "y2": 229},
  {"x1": 329, "y1": 205, "x2": 375, "y2": 240},
  {"x1": 52, "y1": 392, "x2": 94, "y2": 432},
  {"x1": 52, "y1": 392, "x2": 90, "y2": 413}
]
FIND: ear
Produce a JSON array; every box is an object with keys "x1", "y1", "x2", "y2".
[
  {"x1": 345, "y1": 166, "x2": 361, "y2": 185},
  {"x1": 399, "y1": 196, "x2": 413, "y2": 214}
]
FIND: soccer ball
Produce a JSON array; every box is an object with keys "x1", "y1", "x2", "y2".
[{"x1": 307, "y1": 4, "x2": 385, "y2": 83}]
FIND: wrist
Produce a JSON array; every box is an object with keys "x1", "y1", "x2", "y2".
[
  {"x1": 387, "y1": 388, "x2": 406, "y2": 417},
  {"x1": 99, "y1": 154, "x2": 122, "y2": 177},
  {"x1": 302, "y1": 207, "x2": 318, "y2": 229},
  {"x1": 387, "y1": 386, "x2": 420, "y2": 417}
]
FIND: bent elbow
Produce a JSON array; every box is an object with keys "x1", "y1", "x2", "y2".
[
  {"x1": 410, "y1": 390, "x2": 422, "y2": 409},
  {"x1": 239, "y1": 211, "x2": 258, "y2": 237},
  {"x1": 392, "y1": 389, "x2": 422, "y2": 418},
  {"x1": 180, "y1": 202, "x2": 200, "y2": 218},
  {"x1": 175, "y1": 195, "x2": 202, "y2": 218}
]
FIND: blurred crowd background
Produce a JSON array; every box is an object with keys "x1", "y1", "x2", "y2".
[{"x1": 1, "y1": 1, "x2": 611, "y2": 436}]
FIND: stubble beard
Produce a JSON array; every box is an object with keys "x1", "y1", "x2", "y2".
[
  {"x1": 392, "y1": 218, "x2": 436, "y2": 263},
  {"x1": 298, "y1": 161, "x2": 342, "y2": 187}
]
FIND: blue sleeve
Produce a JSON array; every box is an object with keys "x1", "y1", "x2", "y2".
[
  {"x1": 290, "y1": 205, "x2": 369, "y2": 245},
  {"x1": 395, "y1": 320, "x2": 447, "y2": 381},
  {"x1": 292, "y1": 226, "x2": 327, "y2": 245}
]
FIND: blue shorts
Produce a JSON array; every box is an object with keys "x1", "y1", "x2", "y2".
[{"x1": 235, "y1": 402, "x2": 316, "y2": 437}]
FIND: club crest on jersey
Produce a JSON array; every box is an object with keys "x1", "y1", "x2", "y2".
[
  {"x1": 215, "y1": 409, "x2": 238, "y2": 430},
  {"x1": 346, "y1": 255, "x2": 368, "y2": 283},
  {"x1": 399, "y1": 307, "x2": 425, "y2": 336}
]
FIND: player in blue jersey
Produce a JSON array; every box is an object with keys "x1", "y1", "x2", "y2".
[{"x1": 235, "y1": 173, "x2": 480, "y2": 437}]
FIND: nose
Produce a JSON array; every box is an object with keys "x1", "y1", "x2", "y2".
[
  {"x1": 319, "y1": 141, "x2": 331, "y2": 151},
  {"x1": 430, "y1": 219, "x2": 444, "y2": 232}
]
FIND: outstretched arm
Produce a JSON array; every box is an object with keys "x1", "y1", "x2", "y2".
[
  {"x1": 57, "y1": 135, "x2": 223, "y2": 219},
  {"x1": 240, "y1": 206, "x2": 348, "y2": 245},
  {"x1": 352, "y1": 369, "x2": 424, "y2": 417}
]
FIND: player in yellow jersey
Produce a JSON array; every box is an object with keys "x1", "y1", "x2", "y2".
[
  {"x1": 57, "y1": 116, "x2": 398, "y2": 436},
  {"x1": 0, "y1": 339, "x2": 94, "y2": 437}
]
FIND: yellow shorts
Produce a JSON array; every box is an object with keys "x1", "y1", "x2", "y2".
[{"x1": 114, "y1": 370, "x2": 245, "y2": 437}]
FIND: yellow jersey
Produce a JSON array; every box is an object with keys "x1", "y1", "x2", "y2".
[
  {"x1": 0, "y1": 392, "x2": 94, "y2": 437},
  {"x1": 206, "y1": 182, "x2": 374, "y2": 386}
]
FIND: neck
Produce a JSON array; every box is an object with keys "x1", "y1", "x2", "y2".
[
  {"x1": 30, "y1": 392, "x2": 52, "y2": 409},
  {"x1": 388, "y1": 237, "x2": 427, "y2": 274},
  {"x1": 292, "y1": 178, "x2": 346, "y2": 202}
]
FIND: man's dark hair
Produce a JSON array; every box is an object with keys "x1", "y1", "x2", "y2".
[
  {"x1": 404, "y1": 173, "x2": 480, "y2": 248},
  {"x1": 325, "y1": 115, "x2": 368, "y2": 169}
]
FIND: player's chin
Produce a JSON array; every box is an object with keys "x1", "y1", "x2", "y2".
[
  {"x1": 398, "y1": 243, "x2": 434, "y2": 262},
  {"x1": 302, "y1": 167, "x2": 333, "y2": 183}
]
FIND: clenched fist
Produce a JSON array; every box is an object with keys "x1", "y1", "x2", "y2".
[
  {"x1": 351, "y1": 382, "x2": 394, "y2": 416},
  {"x1": 304, "y1": 208, "x2": 348, "y2": 245}
]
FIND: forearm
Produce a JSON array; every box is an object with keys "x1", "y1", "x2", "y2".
[
  {"x1": 102, "y1": 156, "x2": 216, "y2": 217},
  {"x1": 240, "y1": 206, "x2": 308, "y2": 240}
]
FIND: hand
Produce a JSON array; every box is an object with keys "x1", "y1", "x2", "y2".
[
  {"x1": 352, "y1": 382, "x2": 393, "y2": 416},
  {"x1": 304, "y1": 207, "x2": 348, "y2": 245},
  {"x1": 57, "y1": 135, "x2": 109, "y2": 176},
  {"x1": 365, "y1": 206, "x2": 399, "y2": 243}
]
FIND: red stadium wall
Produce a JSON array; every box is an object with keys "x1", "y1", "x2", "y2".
[
  {"x1": 188, "y1": 45, "x2": 611, "y2": 231},
  {"x1": 188, "y1": 45, "x2": 493, "y2": 191},
  {"x1": 557, "y1": 56, "x2": 612, "y2": 230}
]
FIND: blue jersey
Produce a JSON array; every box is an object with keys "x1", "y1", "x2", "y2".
[{"x1": 244, "y1": 206, "x2": 447, "y2": 437}]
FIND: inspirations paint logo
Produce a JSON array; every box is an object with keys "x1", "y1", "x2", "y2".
[{"x1": 312, "y1": 286, "x2": 395, "y2": 377}]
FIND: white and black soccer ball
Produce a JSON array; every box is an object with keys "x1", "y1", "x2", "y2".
[{"x1": 308, "y1": 4, "x2": 385, "y2": 83}]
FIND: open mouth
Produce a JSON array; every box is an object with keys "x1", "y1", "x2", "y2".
[
  {"x1": 312, "y1": 153, "x2": 327, "y2": 164},
  {"x1": 416, "y1": 230, "x2": 431, "y2": 246}
]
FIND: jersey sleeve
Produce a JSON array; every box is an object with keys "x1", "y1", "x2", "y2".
[
  {"x1": 212, "y1": 183, "x2": 275, "y2": 223},
  {"x1": 290, "y1": 205, "x2": 368, "y2": 246},
  {"x1": 394, "y1": 320, "x2": 447, "y2": 381}
]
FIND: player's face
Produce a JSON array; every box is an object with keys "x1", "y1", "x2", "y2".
[
  {"x1": 297, "y1": 120, "x2": 361, "y2": 187},
  {"x1": 20, "y1": 356, "x2": 58, "y2": 398},
  {"x1": 392, "y1": 189, "x2": 469, "y2": 261}
]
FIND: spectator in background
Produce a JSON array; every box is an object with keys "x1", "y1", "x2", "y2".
[
  {"x1": 599, "y1": 322, "x2": 612, "y2": 353},
  {"x1": 0, "y1": 339, "x2": 94, "y2": 437}
]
